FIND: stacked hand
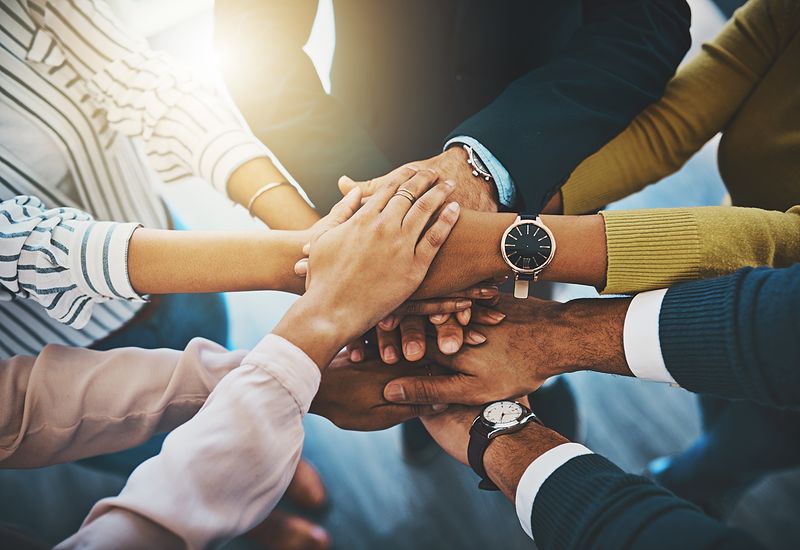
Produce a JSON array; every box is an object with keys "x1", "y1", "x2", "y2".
[
  {"x1": 338, "y1": 147, "x2": 500, "y2": 213},
  {"x1": 273, "y1": 166, "x2": 461, "y2": 369}
]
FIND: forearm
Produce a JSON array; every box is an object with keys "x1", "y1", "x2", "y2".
[
  {"x1": 0, "y1": 340, "x2": 244, "y2": 468},
  {"x1": 226, "y1": 157, "x2": 320, "y2": 230},
  {"x1": 415, "y1": 211, "x2": 608, "y2": 297},
  {"x1": 127, "y1": 228, "x2": 307, "y2": 296}
]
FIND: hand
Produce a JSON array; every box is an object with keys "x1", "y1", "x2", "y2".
[
  {"x1": 346, "y1": 284, "x2": 505, "y2": 363},
  {"x1": 339, "y1": 147, "x2": 499, "y2": 213},
  {"x1": 310, "y1": 352, "x2": 448, "y2": 431},
  {"x1": 273, "y1": 166, "x2": 460, "y2": 368},
  {"x1": 383, "y1": 295, "x2": 630, "y2": 406}
]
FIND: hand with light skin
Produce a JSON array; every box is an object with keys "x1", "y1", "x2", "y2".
[
  {"x1": 421, "y1": 405, "x2": 568, "y2": 499},
  {"x1": 273, "y1": 167, "x2": 461, "y2": 369},
  {"x1": 310, "y1": 351, "x2": 450, "y2": 431},
  {"x1": 338, "y1": 147, "x2": 500, "y2": 213},
  {"x1": 383, "y1": 295, "x2": 632, "y2": 406}
]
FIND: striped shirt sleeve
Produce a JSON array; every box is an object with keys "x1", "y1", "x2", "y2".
[
  {"x1": 0, "y1": 195, "x2": 143, "y2": 329},
  {"x1": 25, "y1": 0, "x2": 270, "y2": 194}
]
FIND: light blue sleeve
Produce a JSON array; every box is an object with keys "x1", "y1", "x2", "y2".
[{"x1": 445, "y1": 136, "x2": 516, "y2": 208}]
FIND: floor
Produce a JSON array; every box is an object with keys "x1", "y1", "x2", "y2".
[{"x1": 2, "y1": 1, "x2": 799, "y2": 549}]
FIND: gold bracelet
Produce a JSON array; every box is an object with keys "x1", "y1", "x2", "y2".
[{"x1": 247, "y1": 182, "x2": 289, "y2": 215}]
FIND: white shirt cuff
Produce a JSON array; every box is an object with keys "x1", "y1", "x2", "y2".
[
  {"x1": 623, "y1": 289, "x2": 677, "y2": 385},
  {"x1": 515, "y1": 442, "x2": 593, "y2": 540}
]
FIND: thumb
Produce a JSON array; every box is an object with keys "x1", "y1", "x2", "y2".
[
  {"x1": 384, "y1": 375, "x2": 471, "y2": 405},
  {"x1": 314, "y1": 186, "x2": 362, "y2": 241},
  {"x1": 338, "y1": 174, "x2": 357, "y2": 195}
]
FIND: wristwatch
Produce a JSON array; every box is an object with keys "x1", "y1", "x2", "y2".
[
  {"x1": 500, "y1": 214, "x2": 556, "y2": 299},
  {"x1": 461, "y1": 144, "x2": 493, "y2": 182},
  {"x1": 467, "y1": 400, "x2": 540, "y2": 491}
]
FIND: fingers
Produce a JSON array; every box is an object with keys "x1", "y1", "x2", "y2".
[
  {"x1": 312, "y1": 187, "x2": 362, "y2": 242},
  {"x1": 399, "y1": 316, "x2": 426, "y2": 361},
  {"x1": 435, "y1": 315, "x2": 464, "y2": 355},
  {"x1": 402, "y1": 178, "x2": 455, "y2": 236},
  {"x1": 294, "y1": 257, "x2": 308, "y2": 277},
  {"x1": 413, "y1": 201, "x2": 460, "y2": 266},
  {"x1": 362, "y1": 166, "x2": 425, "y2": 214},
  {"x1": 440, "y1": 284, "x2": 500, "y2": 301},
  {"x1": 346, "y1": 337, "x2": 367, "y2": 363},
  {"x1": 392, "y1": 298, "x2": 472, "y2": 318},
  {"x1": 376, "y1": 326, "x2": 401, "y2": 364},
  {"x1": 471, "y1": 306, "x2": 506, "y2": 326},
  {"x1": 464, "y1": 328, "x2": 487, "y2": 346},
  {"x1": 384, "y1": 375, "x2": 476, "y2": 405},
  {"x1": 430, "y1": 313, "x2": 450, "y2": 325},
  {"x1": 455, "y1": 307, "x2": 471, "y2": 326}
]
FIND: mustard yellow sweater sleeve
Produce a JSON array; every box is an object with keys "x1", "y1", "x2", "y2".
[
  {"x1": 600, "y1": 206, "x2": 800, "y2": 294},
  {"x1": 560, "y1": 0, "x2": 800, "y2": 215}
]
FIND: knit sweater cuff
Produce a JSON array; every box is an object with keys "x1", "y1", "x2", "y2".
[
  {"x1": 600, "y1": 209, "x2": 702, "y2": 294},
  {"x1": 659, "y1": 275, "x2": 741, "y2": 397}
]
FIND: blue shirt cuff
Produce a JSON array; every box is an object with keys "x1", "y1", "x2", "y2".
[{"x1": 445, "y1": 136, "x2": 516, "y2": 208}]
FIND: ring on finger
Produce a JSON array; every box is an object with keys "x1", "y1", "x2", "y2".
[{"x1": 393, "y1": 188, "x2": 416, "y2": 204}]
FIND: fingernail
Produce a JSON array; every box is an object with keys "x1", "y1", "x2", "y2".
[
  {"x1": 432, "y1": 404, "x2": 448, "y2": 412},
  {"x1": 346, "y1": 187, "x2": 359, "y2": 197},
  {"x1": 489, "y1": 311, "x2": 506, "y2": 322},
  {"x1": 446, "y1": 202, "x2": 460, "y2": 213},
  {"x1": 469, "y1": 331, "x2": 487, "y2": 344},
  {"x1": 480, "y1": 286, "x2": 499, "y2": 297},
  {"x1": 445, "y1": 179, "x2": 456, "y2": 188},
  {"x1": 295, "y1": 262, "x2": 308, "y2": 276},
  {"x1": 456, "y1": 299, "x2": 471, "y2": 309},
  {"x1": 384, "y1": 346, "x2": 398, "y2": 362},
  {"x1": 405, "y1": 341, "x2": 422, "y2": 357},
  {"x1": 430, "y1": 314, "x2": 447, "y2": 324},
  {"x1": 385, "y1": 383, "x2": 406, "y2": 402},
  {"x1": 442, "y1": 338, "x2": 459, "y2": 354},
  {"x1": 350, "y1": 349, "x2": 363, "y2": 362},
  {"x1": 460, "y1": 308, "x2": 472, "y2": 325},
  {"x1": 379, "y1": 315, "x2": 395, "y2": 329}
]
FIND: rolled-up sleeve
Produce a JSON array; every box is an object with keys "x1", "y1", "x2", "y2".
[
  {"x1": 58, "y1": 334, "x2": 321, "y2": 550},
  {"x1": 0, "y1": 195, "x2": 143, "y2": 328}
]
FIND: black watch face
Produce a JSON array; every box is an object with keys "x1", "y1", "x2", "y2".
[{"x1": 503, "y1": 221, "x2": 553, "y2": 272}]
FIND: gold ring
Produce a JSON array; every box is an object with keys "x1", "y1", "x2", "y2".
[{"x1": 393, "y1": 188, "x2": 416, "y2": 204}]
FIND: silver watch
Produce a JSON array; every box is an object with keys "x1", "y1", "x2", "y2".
[{"x1": 500, "y1": 214, "x2": 556, "y2": 298}]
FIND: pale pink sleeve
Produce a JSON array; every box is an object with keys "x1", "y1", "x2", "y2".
[
  {"x1": 0, "y1": 339, "x2": 246, "y2": 468},
  {"x1": 57, "y1": 334, "x2": 321, "y2": 550}
]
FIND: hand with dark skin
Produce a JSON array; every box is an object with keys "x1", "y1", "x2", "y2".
[
  {"x1": 384, "y1": 295, "x2": 632, "y2": 406},
  {"x1": 310, "y1": 352, "x2": 448, "y2": 431},
  {"x1": 421, "y1": 405, "x2": 568, "y2": 499},
  {"x1": 339, "y1": 147, "x2": 500, "y2": 213}
]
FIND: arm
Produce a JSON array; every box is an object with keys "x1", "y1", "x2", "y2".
[
  {"x1": 560, "y1": 0, "x2": 800, "y2": 214},
  {"x1": 414, "y1": 203, "x2": 800, "y2": 297},
  {"x1": 31, "y1": 0, "x2": 317, "y2": 229},
  {"x1": 451, "y1": 0, "x2": 691, "y2": 212},
  {"x1": 215, "y1": 0, "x2": 393, "y2": 213},
  {"x1": 0, "y1": 339, "x2": 245, "y2": 469},
  {"x1": 386, "y1": 264, "x2": 800, "y2": 410},
  {"x1": 0, "y1": 195, "x2": 309, "y2": 330},
  {"x1": 421, "y1": 408, "x2": 761, "y2": 550},
  {"x1": 59, "y1": 167, "x2": 461, "y2": 549}
]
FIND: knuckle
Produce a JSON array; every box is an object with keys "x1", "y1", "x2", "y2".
[
  {"x1": 412, "y1": 378, "x2": 436, "y2": 403},
  {"x1": 425, "y1": 227, "x2": 444, "y2": 248}
]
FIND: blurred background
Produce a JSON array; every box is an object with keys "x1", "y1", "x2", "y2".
[{"x1": 2, "y1": 1, "x2": 798, "y2": 549}]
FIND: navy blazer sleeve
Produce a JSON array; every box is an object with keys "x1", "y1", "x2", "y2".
[
  {"x1": 660, "y1": 263, "x2": 800, "y2": 409},
  {"x1": 531, "y1": 454, "x2": 762, "y2": 550},
  {"x1": 450, "y1": 0, "x2": 691, "y2": 212}
]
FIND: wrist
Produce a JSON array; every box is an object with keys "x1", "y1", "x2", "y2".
[
  {"x1": 537, "y1": 214, "x2": 607, "y2": 288},
  {"x1": 484, "y1": 422, "x2": 567, "y2": 501},
  {"x1": 272, "y1": 294, "x2": 349, "y2": 369},
  {"x1": 557, "y1": 297, "x2": 631, "y2": 376}
]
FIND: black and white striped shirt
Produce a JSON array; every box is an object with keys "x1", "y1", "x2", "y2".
[{"x1": 0, "y1": 0, "x2": 268, "y2": 357}]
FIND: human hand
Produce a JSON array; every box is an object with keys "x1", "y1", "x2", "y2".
[
  {"x1": 273, "y1": 166, "x2": 460, "y2": 368},
  {"x1": 338, "y1": 147, "x2": 499, "y2": 213},
  {"x1": 310, "y1": 352, "x2": 449, "y2": 431},
  {"x1": 345, "y1": 283, "x2": 505, "y2": 363},
  {"x1": 383, "y1": 295, "x2": 629, "y2": 406}
]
